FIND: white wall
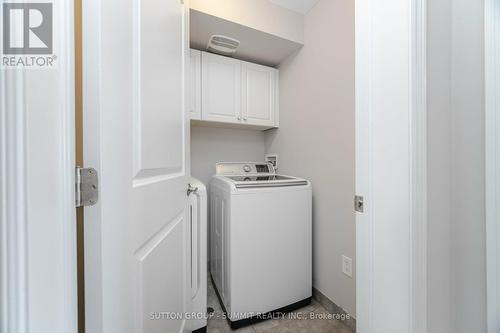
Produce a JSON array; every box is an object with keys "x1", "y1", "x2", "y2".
[
  {"x1": 450, "y1": 0, "x2": 486, "y2": 331},
  {"x1": 190, "y1": 126, "x2": 266, "y2": 185},
  {"x1": 264, "y1": 0, "x2": 355, "y2": 315},
  {"x1": 427, "y1": 0, "x2": 487, "y2": 332}
]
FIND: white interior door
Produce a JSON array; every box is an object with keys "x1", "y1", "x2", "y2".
[
  {"x1": 355, "y1": 0, "x2": 427, "y2": 332},
  {"x1": 83, "y1": 0, "x2": 190, "y2": 332}
]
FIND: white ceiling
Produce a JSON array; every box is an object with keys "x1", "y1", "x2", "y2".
[{"x1": 268, "y1": 0, "x2": 320, "y2": 14}]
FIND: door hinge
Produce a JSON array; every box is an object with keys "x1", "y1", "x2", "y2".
[
  {"x1": 76, "y1": 166, "x2": 99, "y2": 207},
  {"x1": 354, "y1": 195, "x2": 364, "y2": 213}
]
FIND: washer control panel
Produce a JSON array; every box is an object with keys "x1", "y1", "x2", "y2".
[{"x1": 216, "y1": 162, "x2": 275, "y2": 175}]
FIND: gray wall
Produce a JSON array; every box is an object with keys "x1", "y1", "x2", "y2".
[
  {"x1": 450, "y1": 0, "x2": 486, "y2": 331},
  {"x1": 427, "y1": 0, "x2": 486, "y2": 332},
  {"x1": 190, "y1": 126, "x2": 266, "y2": 186},
  {"x1": 264, "y1": 0, "x2": 356, "y2": 315},
  {"x1": 427, "y1": 0, "x2": 452, "y2": 331}
]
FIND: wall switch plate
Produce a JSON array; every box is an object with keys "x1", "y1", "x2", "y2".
[{"x1": 342, "y1": 255, "x2": 353, "y2": 278}]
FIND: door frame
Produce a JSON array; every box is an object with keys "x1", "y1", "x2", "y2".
[
  {"x1": 355, "y1": 0, "x2": 427, "y2": 331},
  {"x1": 0, "y1": 0, "x2": 77, "y2": 332},
  {"x1": 81, "y1": 0, "x2": 103, "y2": 330},
  {"x1": 485, "y1": 0, "x2": 500, "y2": 331},
  {"x1": 0, "y1": 59, "x2": 30, "y2": 333}
]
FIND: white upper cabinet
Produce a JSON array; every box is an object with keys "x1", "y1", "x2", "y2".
[
  {"x1": 189, "y1": 49, "x2": 202, "y2": 120},
  {"x1": 192, "y1": 50, "x2": 279, "y2": 130},
  {"x1": 241, "y1": 62, "x2": 277, "y2": 127},
  {"x1": 201, "y1": 51, "x2": 242, "y2": 124}
]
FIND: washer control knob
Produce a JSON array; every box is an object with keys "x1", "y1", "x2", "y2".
[{"x1": 243, "y1": 165, "x2": 251, "y2": 173}]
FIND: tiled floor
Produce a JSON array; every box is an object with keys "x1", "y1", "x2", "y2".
[{"x1": 207, "y1": 279, "x2": 354, "y2": 333}]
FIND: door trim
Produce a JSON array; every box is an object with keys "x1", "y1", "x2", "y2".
[
  {"x1": 485, "y1": 1, "x2": 500, "y2": 331},
  {"x1": 355, "y1": 0, "x2": 427, "y2": 331},
  {"x1": 0, "y1": 64, "x2": 29, "y2": 333},
  {"x1": 410, "y1": 0, "x2": 427, "y2": 331},
  {"x1": 0, "y1": 0, "x2": 77, "y2": 331},
  {"x1": 81, "y1": 0, "x2": 104, "y2": 331}
]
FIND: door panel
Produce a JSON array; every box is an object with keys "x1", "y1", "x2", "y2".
[
  {"x1": 241, "y1": 62, "x2": 276, "y2": 127},
  {"x1": 136, "y1": 214, "x2": 186, "y2": 333},
  {"x1": 83, "y1": 0, "x2": 190, "y2": 332},
  {"x1": 201, "y1": 51, "x2": 241, "y2": 124},
  {"x1": 134, "y1": 0, "x2": 184, "y2": 182}
]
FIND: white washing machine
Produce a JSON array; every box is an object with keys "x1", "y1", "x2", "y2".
[{"x1": 209, "y1": 162, "x2": 312, "y2": 329}]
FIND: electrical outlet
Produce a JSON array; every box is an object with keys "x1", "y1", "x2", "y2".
[
  {"x1": 265, "y1": 154, "x2": 278, "y2": 170},
  {"x1": 342, "y1": 255, "x2": 353, "y2": 278}
]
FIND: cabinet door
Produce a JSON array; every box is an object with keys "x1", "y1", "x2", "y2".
[
  {"x1": 241, "y1": 61, "x2": 277, "y2": 127},
  {"x1": 201, "y1": 52, "x2": 241, "y2": 124},
  {"x1": 189, "y1": 49, "x2": 201, "y2": 120}
]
